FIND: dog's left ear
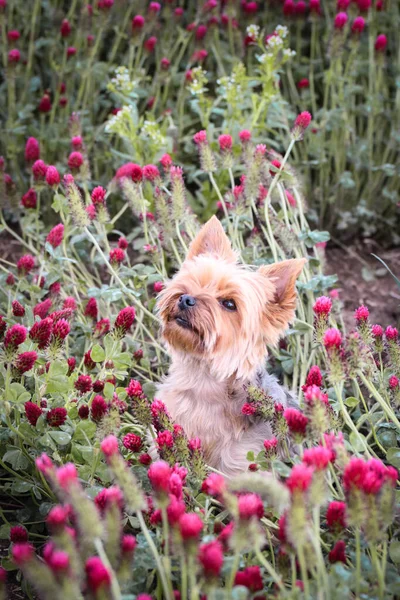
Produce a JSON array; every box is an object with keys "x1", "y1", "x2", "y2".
[
  {"x1": 186, "y1": 215, "x2": 237, "y2": 262},
  {"x1": 258, "y1": 258, "x2": 306, "y2": 334}
]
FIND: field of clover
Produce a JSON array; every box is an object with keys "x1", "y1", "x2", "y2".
[{"x1": 0, "y1": 1, "x2": 400, "y2": 599}]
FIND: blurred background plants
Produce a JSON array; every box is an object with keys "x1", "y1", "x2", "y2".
[{"x1": 1, "y1": 0, "x2": 399, "y2": 240}]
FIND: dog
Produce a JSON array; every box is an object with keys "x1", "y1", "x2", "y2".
[{"x1": 156, "y1": 216, "x2": 305, "y2": 476}]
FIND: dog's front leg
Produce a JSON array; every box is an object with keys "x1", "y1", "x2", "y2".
[{"x1": 217, "y1": 422, "x2": 274, "y2": 477}]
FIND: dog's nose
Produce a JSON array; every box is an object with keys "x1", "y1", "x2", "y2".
[{"x1": 178, "y1": 294, "x2": 196, "y2": 310}]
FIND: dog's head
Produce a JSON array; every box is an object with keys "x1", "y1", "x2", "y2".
[{"x1": 157, "y1": 216, "x2": 305, "y2": 380}]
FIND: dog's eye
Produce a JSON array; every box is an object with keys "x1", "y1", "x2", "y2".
[{"x1": 220, "y1": 299, "x2": 237, "y2": 311}]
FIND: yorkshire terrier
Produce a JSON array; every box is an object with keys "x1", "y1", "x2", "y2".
[{"x1": 157, "y1": 216, "x2": 305, "y2": 476}]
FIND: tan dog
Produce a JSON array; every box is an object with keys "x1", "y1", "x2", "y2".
[{"x1": 157, "y1": 216, "x2": 305, "y2": 476}]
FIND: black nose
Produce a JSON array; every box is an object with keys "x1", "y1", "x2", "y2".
[{"x1": 178, "y1": 294, "x2": 196, "y2": 310}]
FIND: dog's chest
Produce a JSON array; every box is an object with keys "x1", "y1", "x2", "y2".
[{"x1": 158, "y1": 379, "x2": 247, "y2": 451}]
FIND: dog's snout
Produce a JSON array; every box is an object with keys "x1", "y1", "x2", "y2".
[{"x1": 178, "y1": 294, "x2": 196, "y2": 310}]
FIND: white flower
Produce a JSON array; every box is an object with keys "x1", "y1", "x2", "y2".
[
  {"x1": 246, "y1": 24, "x2": 260, "y2": 39},
  {"x1": 283, "y1": 48, "x2": 296, "y2": 58},
  {"x1": 276, "y1": 25, "x2": 289, "y2": 39}
]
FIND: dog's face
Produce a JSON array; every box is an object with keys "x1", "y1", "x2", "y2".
[{"x1": 157, "y1": 216, "x2": 305, "y2": 380}]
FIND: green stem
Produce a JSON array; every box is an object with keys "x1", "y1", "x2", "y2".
[
  {"x1": 94, "y1": 538, "x2": 122, "y2": 600},
  {"x1": 136, "y1": 511, "x2": 173, "y2": 600}
]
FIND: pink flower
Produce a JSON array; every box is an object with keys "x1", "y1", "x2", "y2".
[
  {"x1": 84, "y1": 297, "x2": 98, "y2": 320},
  {"x1": 21, "y1": 188, "x2": 37, "y2": 209},
  {"x1": 354, "y1": 305, "x2": 369, "y2": 322},
  {"x1": 389, "y1": 375, "x2": 399, "y2": 389},
  {"x1": 218, "y1": 134, "x2": 233, "y2": 151},
  {"x1": 286, "y1": 464, "x2": 314, "y2": 493},
  {"x1": 241, "y1": 402, "x2": 256, "y2": 415},
  {"x1": 91, "y1": 395, "x2": 108, "y2": 421},
  {"x1": 71, "y1": 136, "x2": 82, "y2": 149},
  {"x1": 121, "y1": 534, "x2": 137, "y2": 557},
  {"x1": 118, "y1": 237, "x2": 128, "y2": 249},
  {"x1": 85, "y1": 557, "x2": 111, "y2": 592},
  {"x1": 46, "y1": 506, "x2": 70, "y2": 531},
  {"x1": 303, "y1": 446, "x2": 332, "y2": 470},
  {"x1": 195, "y1": 24, "x2": 207, "y2": 41},
  {"x1": 25, "y1": 137, "x2": 40, "y2": 162},
  {"x1": 329, "y1": 540, "x2": 347, "y2": 563},
  {"x1": 126, "y1": 379, "x2": 143, "y2": 397},
  {"x1": 239, "y1": 130, "x2": 252, "y2": 143},
  {"x1": 115, "y1": 163, "x2": 143, "y2": 182},
  {"x1": 238, "y1": 493, "x2": 264, "y2": 520},
  {"x1": 29, "y1": 317, "x2": 53, "y2": 349},
  {"x1": 47, "y1": 407, "x2": 67, "y2": 427},
  {"x1": 8, "y1": 49, "x2": 20, "y2": 63},
  {"x1": 323, "y1": 328, "x2": 342, "y2": 349},
  {"x1": 33, "y1": 298, "x2": 52, "y2": 319},
  {"x1": 78, "y1": 405, "x2": 89, "y2": 419},
  {"x1": 122, "y1": 433, "x2": 142, "y2": 452},
  {"x1": 148, "y1": 460, "x2": 172, "y2": 493},
  {"x1": 60, "y1": 19, "x2": 71, "y2": 37},
  {"x1": 304, "y1": 385, "x2": 329, "y2": 407},
  {"x1": 263, "y1": 437, "x2": 278, "y2": 454},
  {"x1": 45, "y1": 166, "x2": 60, "y2": 187},
  {"x1": 357, "y1": 0, "x2": 371, "y2": 11},
  {"x1": 294, "y1": 111, "x2": 312, "y2": 130},
  {"x1": 188, "y1": 438, "x2": 201, "y2": 451},
  {"x1": 385, "y1": 326, "x2": 398, "y2": 341},
  {"x1": 15, "y1": 351, "x2": 37, "y2": 374},
  {"x1": 75, "y1": 374, "x2": 93, "y2": 394},
  {"x1": 35, "y1": 453, "x2": 54, "y2": 476},
  {"x1": 285, "y1": 190, "x2": 296, "y2": 207},
  {"x1": 56, "y1": 463, "x2": 78, "y2": 489},
  {"x1": 38, "y1": 94, "x2": 52, "y2": 113},
  {"x1": 52, "y1": 318, "x2": 70, "y2": 340},
  {"x1": 269, "y1": 159, "x2": 282, "y2": 177},
  {"x1": 7, "y1": 29, "x2": 21, "y2": 41},
  {"x1": 144, "y1": 36, "x2": 157, "y2": 52},
  {"x1": 154, "y1": 281, "x2": 164, "y2": 293},
  {"x1": 352, "y1": 16, "x2": 365, "y2": 34},
  {"x1": 343, "y1": 457, "x2": 367, "y2": 491},
  {"x1": 157, "y1": 430, "x2": 174, "y2": 450},
  {"x1": 4, "y1": 324, "x2": 27, "y2": 348},
  {"x1": 143, "y1": 164, "x2": 160, "y2": 181},
  {"x1": 67, "y1": 151, "x2": 83, "y2": 170},
  {"x1": 101, "y1": 435, "x2": 119, "y2": 457},
  {"x1": 12, "y1": 300, "x2": 25, "y2": 317},
  {"x1": 115, "y1": 306, "x2": 136, "y2": 333},
  {"x1": 132, "y1": 15, "x2": 145, "y2": 31},
  {"x1": 46, "y1": 223, "x2": 64, "y2": 248},
  {"x1": 10, "y1": 525, "x2": 28, "y2": 543},
  {"x1": 17, "y1": 254, "x2": 35, "y2": 274},
  {"x1": 25, "y1": 401, "x2": 42, "y2": 426},
  {"x1": 193, "y1": 130, "x2": 208, "y2": 145},
  {"x1": 334, "y1": 12, "x2": 348, "y2": 29},
  {"x1": 337, "y1": 0, "x2": 350, "y2": 8},
  {"x1": 179, "y1": 513, "x2": 203, "y2": 540},
  {"x1": 234, "y1": 566, "x2": 263, "y2": 592},
  {"x1": 201, "y1": 473, "x2": 226, "y2": 496},
  {"x1": 12, "y1": 543, "x2": 34, "y2": 566},
  {"x1": 90, "y1": 187, "x2": 106, "y2": 207},
  {"x1": 32, "y1": 159, "x2": 47, "y2": 180},
  {"x1": 284, "y1": 408, "x2": 308, "y2": 435},
  {"x1": 160, "y1": 153, "x2": 172, "y2": 169},
  {"x1": 110, "y1": 248, "x2": 125, "y2": 265},
  {"x1": 313, "y1": 296, "x2": 332, "y2": 316},
  {"x1": 160, "y1": 57, "x2": 170, "y2": 70},
  {"x1": 199, "y1": 540, "x2": 224, "y2": 578},
  {"x1": 304, "y1": 365, "x2": 323, "y2": 388},
  {"x1": 326, "y1": 501, "x2": 347, "y2": 531},
  {"x1": 372, "y1": 324, "x2": 383, "y2": 338},
  {"x1": 298, "y1": 78, "x2": 310, "y2": 89}
]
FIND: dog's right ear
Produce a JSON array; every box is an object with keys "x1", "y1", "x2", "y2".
[{"x1": 186, "y1": 216, "x2": 237, "y2": 262}]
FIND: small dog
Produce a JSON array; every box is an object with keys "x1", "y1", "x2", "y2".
[{"x1": 157, "y1": 216, "x2": 305, "y2": 476}]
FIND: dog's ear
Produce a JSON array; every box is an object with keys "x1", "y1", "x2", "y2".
[
  {"x1": 258, "y1": 258, "x2": 306, "y2": 334},
  {"x1": 186, "y1": 216, "x2": 237, "y2": 262}
]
